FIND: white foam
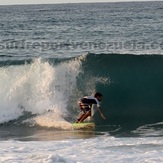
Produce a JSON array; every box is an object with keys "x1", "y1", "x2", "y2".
[
  {"x1": 132, "y1": 122, "x2": 163, "y2": 137},
  {"x1": 33, "y1": 111, "x2": 73, "y2": 130},
  {"x1": 1, "y1": 136, "x2": 163, "y2": 163},
  {"x1": 0, "y1": 57, "x2": 82, "y2": 127}
]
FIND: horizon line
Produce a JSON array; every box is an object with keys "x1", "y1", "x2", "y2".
[{"x1": 0, "y1": 0, "x2": 160, "y2": 6}]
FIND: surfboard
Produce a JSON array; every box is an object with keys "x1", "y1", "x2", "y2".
[{"x1": 72, "y1": 122, "x2": 95, "y2": 129}]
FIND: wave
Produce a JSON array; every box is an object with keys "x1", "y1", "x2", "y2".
[
  {"x1": 82, "y1": 53, "x2": 163, "y2": 127},
  {"x1": 0, "y1": 53, "x2": 163, "y2": 129}
]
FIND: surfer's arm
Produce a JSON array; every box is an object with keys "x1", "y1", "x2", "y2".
[{"x1": 98, "y1": 107, "x2": 106, "y2": 120}]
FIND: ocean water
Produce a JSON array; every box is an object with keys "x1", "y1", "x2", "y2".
[{"x1": 0, "y1": 1, "x2": 163, "y2": 162}]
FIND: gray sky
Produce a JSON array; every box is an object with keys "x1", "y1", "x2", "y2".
[{"x1": 0, "y1": 0, "x2": 159, "y2": 5}]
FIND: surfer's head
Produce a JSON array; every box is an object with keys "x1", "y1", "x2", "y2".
[{"x1": 94, "y1": 92, "x2": 103, "y2": 101}]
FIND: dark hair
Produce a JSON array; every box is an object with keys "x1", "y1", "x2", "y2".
[{"x1": 94, "y1": 92, "x2": 103, "y2": 98}]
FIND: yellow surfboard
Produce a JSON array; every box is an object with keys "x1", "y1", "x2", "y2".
[{"x1": 72, "y1": 122, "x2": 95, "y2": 129}]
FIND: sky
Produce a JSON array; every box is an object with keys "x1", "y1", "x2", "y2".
[{"x1": 0, "y1": 0, "x2": 160, "y2": 5}]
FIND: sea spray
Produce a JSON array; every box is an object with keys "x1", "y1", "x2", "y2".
[{"x1": 0, "y1": 57, "x2": 83, "y2": 127}]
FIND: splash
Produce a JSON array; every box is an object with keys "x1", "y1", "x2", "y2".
[{"x1": 0, "y1": 57, "x2": 82, "y2": 128}]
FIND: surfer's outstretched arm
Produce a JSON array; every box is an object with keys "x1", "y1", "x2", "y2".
[{"x1": 98, "y1": 107, "x2": 106, "y2": 120}]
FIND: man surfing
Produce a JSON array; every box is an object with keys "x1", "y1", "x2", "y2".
[{"x1": 76, "y1": 92, "x2": 106, "y2": 123}]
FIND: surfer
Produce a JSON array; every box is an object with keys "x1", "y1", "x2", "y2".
[{"x1": 76, "y1": 92, "x2": 106, "y2": 123}]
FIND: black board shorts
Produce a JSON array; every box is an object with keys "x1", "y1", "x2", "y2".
[{"x1": 79, "y1": 98, "x2": 97, "y2": 112}]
